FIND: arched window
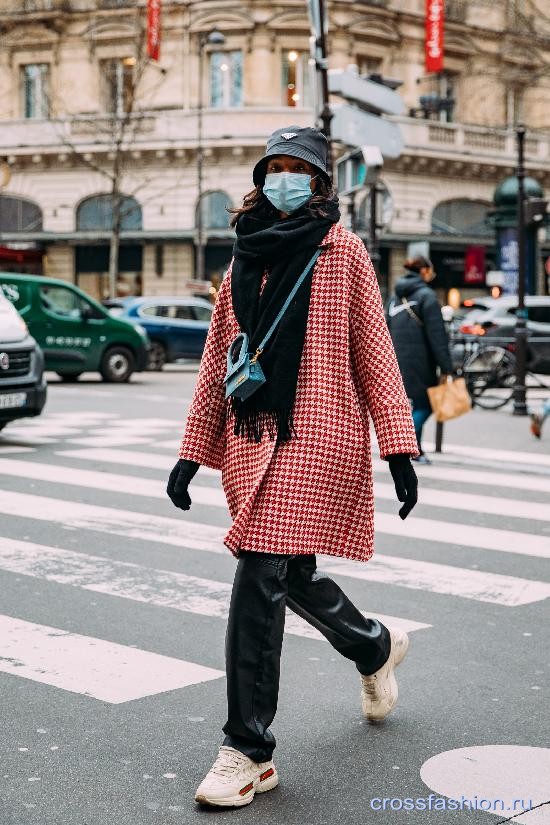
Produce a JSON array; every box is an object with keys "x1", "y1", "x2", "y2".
[
  {"x1": 77, "y1": 194, "x2": 142, "y2": 231},
  {"x1": 0, "y1": 195, "x2": 43, "y2": 232},
  {"x1": 431, "y1": 199, "x2": 491, "y2": 236},
  {"x1": 196, "y1": 191, "x2": 232, "y2": 229}
]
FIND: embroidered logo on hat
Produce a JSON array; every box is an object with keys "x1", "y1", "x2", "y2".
[{"x1": 281, "y1": 132, "x2": 298, "y2": 140}]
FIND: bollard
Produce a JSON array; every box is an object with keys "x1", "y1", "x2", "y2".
[{"x1": 435, "y1": 420, "x2": 444, "y2": 453}]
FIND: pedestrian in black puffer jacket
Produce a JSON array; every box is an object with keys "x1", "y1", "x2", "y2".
[{"x1": 386, "y1": 256, "x2": 453, "y2": 464}]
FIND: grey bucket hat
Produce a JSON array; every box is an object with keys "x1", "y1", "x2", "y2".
[{"x1": 252, "y1": 125, "x2": 330, "y2": 186}]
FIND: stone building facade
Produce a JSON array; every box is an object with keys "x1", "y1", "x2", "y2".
[{"x1": 1, "y1": 0, "x2": 550, "y2": 300}]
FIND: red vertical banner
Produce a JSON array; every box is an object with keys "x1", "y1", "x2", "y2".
[
  {"x1": 464, "y1": 246, "x2": 486, "y2": 285},
  {"x1": 147, "y1": 0, "x2": 161, "y2": 62},
  {"x1": 425, "y1": 0, "x2": 444, "y2": 73}
]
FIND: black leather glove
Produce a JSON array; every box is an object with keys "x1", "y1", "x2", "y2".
[
  {"x1": 387, "y1": 454, "x2": 418, "y2": 520},
  {"x1": 167, "y1": 459, "x2": 200, "y2": 510}
]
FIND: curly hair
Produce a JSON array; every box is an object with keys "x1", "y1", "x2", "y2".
[{"x1": 229, "y1": 176, "x2": 337, "y2": 228}]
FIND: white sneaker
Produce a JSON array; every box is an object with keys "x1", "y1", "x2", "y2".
[
  {"x1": 194, "y1": 745, "x2": 278, "y2": 807},
  {"x1": 360, "y1": 628, "x2": 409, "y2": 722}
]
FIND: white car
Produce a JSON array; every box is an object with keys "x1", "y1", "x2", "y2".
[{"x1": 0, "y1": 290, "x2": 47, "y2": 430}]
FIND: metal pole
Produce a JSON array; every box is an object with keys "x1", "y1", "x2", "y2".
[
  {"x1": 196, "y1": 36, "x2": 205, "y2": 282},
  {"x1": 369, "y1": 182, "x2": 379, "y2": 271},
  {"x1": 347, "y1": 192, "x2": 356, "y2": 234},
  {"x1": 513, "y1": 124, "x2": 528, "y2": 416},
  {"x1": 435, "y1": 420, "x2": 444, "y2": 453},
  {"x1": 315, "y1": 0, "x2": 333, "y2": 181}
]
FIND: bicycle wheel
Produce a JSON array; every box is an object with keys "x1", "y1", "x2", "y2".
[{"x1": 463, "y1": 346, "x2": 516, "y2": 410}]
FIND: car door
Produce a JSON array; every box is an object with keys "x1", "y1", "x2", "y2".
[
  {"x1": 33, "y1": 284, "x2": 99, "y2": 372},
  {"x1": 171, "y1": 303, "x2": 209, "y2": 358},
  {"x1": 190, "y1": 303, "x2": 212, "y2": 356}
]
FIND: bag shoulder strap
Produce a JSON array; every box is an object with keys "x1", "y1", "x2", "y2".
[
  {"x1": 401, "y1": 296, "x2": 424, "y2": 327},
  {"x1": 255, "y1": 248, "x2": 322, "y2": 356}
]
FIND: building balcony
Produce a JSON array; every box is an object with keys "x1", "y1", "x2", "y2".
[
  {"x1": 0, "y1": 0, "x2": 140, "y2": 13},
  {"x1": 1, "y1": 108, "x2": 550, "y2": 177},
  {"x1": 0, "y1": 108, "x2": 313, "y2": 159},
  {"x1": 391, "y1": 116, "x2": 550, "y2": 173}
]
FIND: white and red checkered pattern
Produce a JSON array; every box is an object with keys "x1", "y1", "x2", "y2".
[{"x1": 179, "y1": 223, "x2": 418, "y2": 562}]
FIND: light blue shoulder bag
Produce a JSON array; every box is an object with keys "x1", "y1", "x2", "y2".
[{"x1": 223, "y1": 248, "x2": 322, "y2": 401}]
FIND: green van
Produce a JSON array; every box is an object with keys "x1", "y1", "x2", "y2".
[{"x1": 0, "y1": 273, "x2": 149, "y2": 383}]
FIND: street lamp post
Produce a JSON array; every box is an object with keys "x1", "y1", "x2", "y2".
[
  {"x1": 513, "y1": 124, "x2": 528, "y2": 416},
  {"x1": 307, "y1": 0, "x2": 333, "y2": 180},
  {"x1": 196, "y1": 29, "x2": 225, "y2": 283}
]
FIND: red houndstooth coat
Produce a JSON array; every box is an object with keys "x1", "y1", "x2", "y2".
[{"x1": 179, "y1": 222, "x2": 418, "y2": 562}]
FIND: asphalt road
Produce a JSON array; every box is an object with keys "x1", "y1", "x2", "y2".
[{"x1": 0, "y1": 367, "x2": 549, "y2": 825}]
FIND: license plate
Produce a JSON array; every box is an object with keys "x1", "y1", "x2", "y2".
[{"x1": 0, "y1": 392, "x2": 27, "y2": 409}]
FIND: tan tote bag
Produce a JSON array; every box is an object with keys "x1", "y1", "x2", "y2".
[{"x1": 427, "y1": 376, "x2": 472, "y2": 423}]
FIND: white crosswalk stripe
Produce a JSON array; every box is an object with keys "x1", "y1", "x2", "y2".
[
  {"x1": 1, "y1": 461, "x2": 549, "y2": 560},
  {"x1": 59, "y1": 446, "x2": 550, "y2": 493},
  {"x1": 1, "y1": 456, "x2": 548, "y2": 524},
  {"x1": 424, "y1": 440, "x2": 550, "y2": 470},
  {"x1": 0, "y1": 615, "x2": 224, "y2": 704},
  {"x1": 0, "y1": 537, "x2": 431, "y2": 638},
  {"x1": 0, "y1": 491, "x2": 548, "y2": 605},
  {"x1": 1, "y1": 407, "x2": 549, "y2": 705}
]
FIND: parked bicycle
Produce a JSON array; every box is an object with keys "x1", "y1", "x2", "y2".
[{"x1": 451, "y1": 334, "x2": 550, "y2": 410}]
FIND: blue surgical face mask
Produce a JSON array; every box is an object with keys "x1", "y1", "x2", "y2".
[{"x1": 263, "y1": 172, "x2": 316, "y2": 214}]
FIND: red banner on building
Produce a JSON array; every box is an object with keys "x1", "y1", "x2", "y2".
[
  {"x1": 425, "y1": 0, "x2": 444, "y2": 73},
  {"x1": 464, "y1": 245, "x2": 486, "y2": 285},
  {"x1": 147, "y1": 0, "x2": 161, "y2": 62}
]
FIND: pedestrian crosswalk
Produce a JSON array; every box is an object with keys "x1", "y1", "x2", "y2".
[{"x1": 1, "y1": 407, "x2": 549, "y2": 705}]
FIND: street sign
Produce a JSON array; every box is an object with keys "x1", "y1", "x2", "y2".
[
  {"x1": 328, "y1": 69, "x2": 405, "y2": 116},
  {"x1": 331, "y1": 105, "x2": 403, "y2": 159}
]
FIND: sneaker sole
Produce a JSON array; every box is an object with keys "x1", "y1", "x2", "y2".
[
  {"x1": 195, "y1": 771, "x2": 279, "y2": 807},
  {"x1": 362, "y1": 633, "x2": 409, "y2": 722}
]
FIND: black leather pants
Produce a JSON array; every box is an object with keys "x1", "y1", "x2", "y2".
[{"x1": 222, "y1": 551, "x2": 391, "y2": 763}]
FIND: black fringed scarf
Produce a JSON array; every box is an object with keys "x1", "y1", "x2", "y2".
[{"x1": 229, "y1": 199, "x2": 340, "y2": 444}]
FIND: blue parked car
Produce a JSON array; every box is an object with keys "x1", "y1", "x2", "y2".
[{"x1": 103, "y1": 296, "x2": 213, "y2": 370}]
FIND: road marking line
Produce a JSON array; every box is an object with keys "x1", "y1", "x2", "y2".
[
  {"x1": 60, "y1": 441, "x2": 550, "y2": 493},
  {"x1": 374, "y1": 512, "x2": 550, "y2": 558},
  {"x1": 1, "y1": 476, "x2": 549, "y2": 561},
  {"x1": 0, "y1": 495, "x2": 547, "y2": 605},
  {"x1": 155, "y1": 440, "x2": 183, "y2": 450},
  {"x1": 61, "y1": 448, "x2": 550, "y2": 493},
  {"x1": 0, "y1": 538, "x2": 431, "y2": 638},
  {"x1": 424, "y1": 441, "x2": 550, "y2": 470},
  {"x1": 58, "y1": 448, "x2": 219, "y2": 475},
  {"x1": 0, "y1": 490, "x2": 227, "y2": 552},
  {"x1": 46, "y1": 411, "x2": 119, "y2": 420},
  {"x1": 420, "y1": 746, "x2": 550, "y2": 824},
  {"x1": 0, "y1": 458, "x2": 547, "y2": 524},
  {"x1": 372, "y1": 459, "x2": 550, "y2": 495},
  {"x1": 65, "y1": 436, "x2": 152, "y2": 447},
  {"x1": 321, "y1": 556, "x2": 550, "y2": 607},
  {"x1": 0, "y1": 614, "x2": 223, "y2": 704},
  {"x1": 0, "y1": 446, "x2": 35, "y2": 455}
]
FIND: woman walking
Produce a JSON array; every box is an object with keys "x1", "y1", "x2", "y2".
[
  {"x1": 386, "y1": 256, "x2": 453, "y2": 464},
  {"x1": 167, "y1": 126, "x2": 419, "y2": 807}
]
